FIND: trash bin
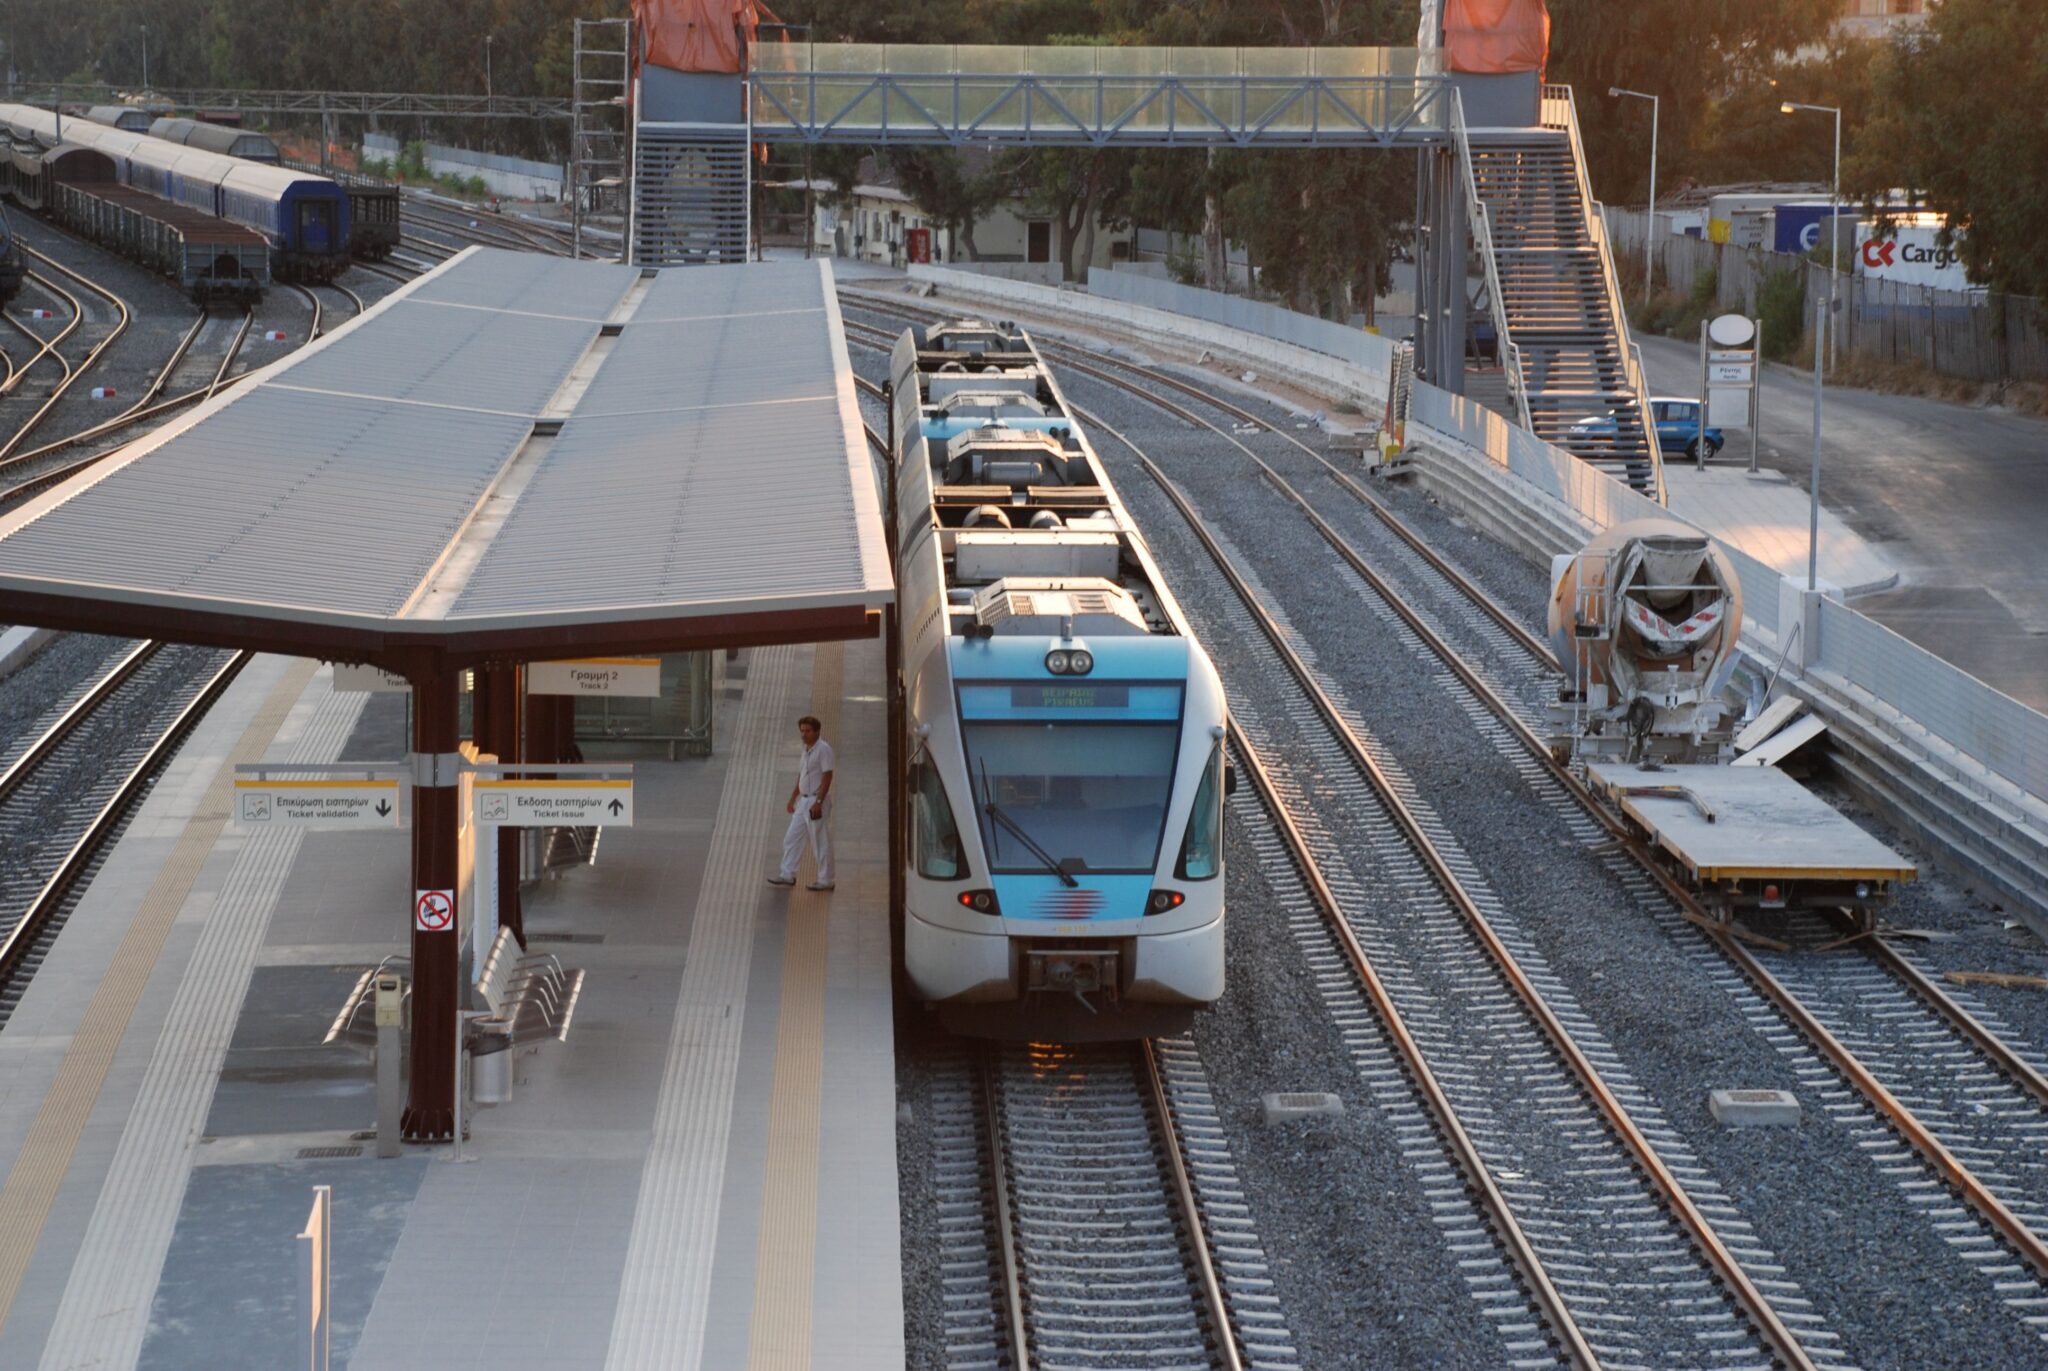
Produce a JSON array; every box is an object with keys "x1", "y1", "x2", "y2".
[{"x1": 469, "y1": 1017, "x2": 514, "y2": 1105}]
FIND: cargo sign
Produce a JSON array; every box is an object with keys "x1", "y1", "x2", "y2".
[
  {"x1": 235, "y1": 779, "x2": 401, "y2": 828},
  {"x1": 527, "y1": 658, "x2": 661, "y2": 697},
  {"x1": 473, "y1": 779, "x2": 633, "y2": 827},
  {"x1": 1854, "y1": 223, "x2": 1975, "y2": 292}
]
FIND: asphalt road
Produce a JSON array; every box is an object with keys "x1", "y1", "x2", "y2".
[{"x1": 1636, "y1": 334, "x2": 2048, "y2": 711}]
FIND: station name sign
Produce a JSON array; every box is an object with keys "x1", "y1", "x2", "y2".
[{"x1": 528, "y1": 658, "x2": 661, "y2": 698}]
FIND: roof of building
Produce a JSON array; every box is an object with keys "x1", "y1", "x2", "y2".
[{"x1": 0, "y1": 248, "x2": 892, "y2": 668}]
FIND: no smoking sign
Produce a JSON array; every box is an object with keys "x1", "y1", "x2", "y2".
[{"x1": 414, "y1": 888, "x2": 455, "y2": 933}]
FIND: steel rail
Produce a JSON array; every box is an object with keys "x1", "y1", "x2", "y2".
[
  {"x1": 1225, "y1": 714, "x2": 1597, "y2": 1368},
  {"x1": 1, "y1": 277, "x2": 82, "y2": 396},
  {"x1": 289, "y1": 283, "x2": 324, "y2": 340},
  {"x1": 849, "y1": 288, "x2": 2048, "y2": 1310},
  {"x1": 1076, "y1": 399, "x2": 1817, "y2": 1370},
  {"x1": 0, "y1": 651, "x2": 250, "y2": 995},
  {"x1": 1051, "y1": 342, "x2": 2048, "y2": 1292},
  {"x1": 0, "y1": 309, "x2": 254, "y2": 497},
  {"x1": 0, "y1": 248, "x2": 132, "y2": 463},
  {"x1": 1136, "y1": 1037, "x2": 1245, "y2": 1371},
  {"x1": 976, "y1": 1052, "x2": 1032, "y2": 1371},
  {"x1": 1863, "y1": 937, "x2": 2048, "y2": 1109},
  {"x1": 0, "y1": 642, "x2": 160, "y2": 805},
  {"x1": 1, "y1": 275, "x2": 86, "y2": 395}
]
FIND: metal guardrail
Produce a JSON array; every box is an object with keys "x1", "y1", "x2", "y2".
[
  {"x1": 1542, "y1": 84, "x2": 1665, "y2": 505},
  {"x1": 1447, "y1": 90, "x2": 1534, "y2": 433}
]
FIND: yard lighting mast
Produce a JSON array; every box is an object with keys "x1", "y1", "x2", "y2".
[
  {"x1": 1610, "y1": 88, "x2": 1658, "y2": 309},
  {"x1": 1782, "y1": 100, "x2": 1842, "y2": 372}
]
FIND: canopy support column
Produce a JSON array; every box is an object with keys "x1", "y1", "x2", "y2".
[{"x1": 401, "y1": 667, "x2": 463, "y2": 1143}]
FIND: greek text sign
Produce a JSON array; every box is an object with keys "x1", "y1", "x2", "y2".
[
  {"x1": 235, "y1": 780, "x2": 401, "y2": 828},
  {"x1": 473, "y1": 779, "x2": 634, "y2": 827},
  {"x1": 527, "y1": 658, "x2": 661, "y2": 697}
]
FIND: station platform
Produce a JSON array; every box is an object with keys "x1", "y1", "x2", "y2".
[
  {"x1": 1662, "y1": 460, "x2": 1900, "y2": 599},
  {"x1": 0, "y1": 638, "x2": 900, "y2": 1371}
]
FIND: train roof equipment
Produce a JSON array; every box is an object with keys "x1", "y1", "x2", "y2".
[
  {"x1": 1585, "y1": 761, "x2": 1913, "y2": 934},
  {"x1": 85, "y1": 104, "x2": 154, "y2": 132},
  {"x1": 148, "y1": 116, "x2": 281, "y2": 163}
]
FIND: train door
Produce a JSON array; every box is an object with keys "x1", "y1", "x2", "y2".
[{"x1": 296, "y1": 196, "x2": 335, "y2": 253}]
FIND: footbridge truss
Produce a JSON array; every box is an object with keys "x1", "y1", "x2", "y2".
[{"x1": 747, "y1": 44, "x2": 1450, "y2": 147}]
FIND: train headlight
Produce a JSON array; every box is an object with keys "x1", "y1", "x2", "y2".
[
  {"x1": 1147, "y1": 889, "x2": 1185, "y2": 915},
  {"x1": 1067, "y1": 649, "x2": 1093, "y2": 675},
  {"x1": 957, "y1": 889, "x2": 1001, "y2": 916},
  {"x1": 1045, "y1": 649, "x2": 1071, "y2": 674}
]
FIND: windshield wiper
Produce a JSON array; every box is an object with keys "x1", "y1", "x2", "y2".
[{"x1": 983, "y1": 801, "x2": 1079, "y2": 887}]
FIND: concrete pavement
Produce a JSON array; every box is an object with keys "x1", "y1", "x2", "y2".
[{"x1": 1636, "y1": 333, "x2": 2048, "y2": 711}]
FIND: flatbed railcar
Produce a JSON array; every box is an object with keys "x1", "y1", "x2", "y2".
[
  {"x1": 0, "y1": 104, "x2": 349, "y2": 281},
  {"x1": 2, "y1": 139, "x2": 267, "y2": 303},
  {"x1": 891, "y1": 319, "x2": 1230, "y2": 1041}
]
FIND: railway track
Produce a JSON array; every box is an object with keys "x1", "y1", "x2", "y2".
[
  {"x1": 934, "y1": 1038, "x2": 1294, "y2": 1369},
  {"x1": 846, "y1": 296, "x2": 2048, "y2": 1353},
  {"x1": 0, "y1": 641, "x2": 247, "y2": 1023},
  {"x1": 0, "y1": 307, "x2": 251, "y2": 505},
  {"x1": 0, "y1": 247, "x2": 131, "y2": 463},
  {"x1": 1013, "y1": 320, "x2": 2048, "y2": 1334}
]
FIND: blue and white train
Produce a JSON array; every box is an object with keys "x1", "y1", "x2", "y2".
[
  {"x1": 890, "y1": 320, "x2": 1229, "y2": 1040},
  {"x1": 0, "y1": 104, "x2": 350, "y2": 280}
]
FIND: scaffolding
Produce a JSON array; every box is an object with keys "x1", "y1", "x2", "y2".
[{"x1": 571, "y1": 17, "x2": 633, "y2": 261}]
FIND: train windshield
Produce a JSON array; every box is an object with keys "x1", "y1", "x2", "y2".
[{"x1": 959, "y1": 721, "x2": 1181, "y2": 876}]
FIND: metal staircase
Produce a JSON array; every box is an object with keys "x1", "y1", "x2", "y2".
[{"x1": 1456, "y1": 85, "x2": 1664, "y2": 501}]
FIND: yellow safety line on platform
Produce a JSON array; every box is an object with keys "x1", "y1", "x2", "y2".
[
  {"x1": 745, "y1": 641, "x2": 843, "y2": 1370},
  {"x1": 0, "y1": 658, "x2": 315, "y2": 1338}
]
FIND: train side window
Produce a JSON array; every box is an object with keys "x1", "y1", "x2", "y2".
[
  {"x1": 1176, "y1": 744, "x2": 1224, "y2": 881},
  {"x1": 911, "y1": 759, "x2": 966, "y2": 880}
]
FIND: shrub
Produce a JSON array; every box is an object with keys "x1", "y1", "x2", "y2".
[{"x1": 1758, "y1": 267, "x2": 1807, "y2": 360}]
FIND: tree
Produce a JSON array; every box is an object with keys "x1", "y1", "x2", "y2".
[
  {"x1": 1009, "y1": 148, "x2": 1134, "y2": 283},
  {"x1": 1855, "y1": 0, "x2": 2047, "y2": 299},
  {"x1": 884, "y1": 148, "x2": 1007, "y2": 260},
  {"x1": 1547, "y1": 0, "x2": 1841, "y2": 202}
]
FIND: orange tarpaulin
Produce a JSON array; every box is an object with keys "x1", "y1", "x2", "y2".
[
  {"x1": 632, "y1": 0, "x2": 763, "y2": 75},
  {"x1": 1444, "y1": 0, "x2": 1550, "y2": 75}
]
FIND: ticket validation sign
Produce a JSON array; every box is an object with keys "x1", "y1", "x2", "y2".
[
  {"x1": 528, "y1": 658, "x2": 661, "y2": 698},
  {"x1": 473, "y1": 779, "x2": 634, "y2": 827},
  {"x1": 235, "y1": 779, "x2": 401, "y2": 828}
]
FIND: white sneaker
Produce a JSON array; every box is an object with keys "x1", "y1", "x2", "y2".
[
  {"x1": 766, "y1": 875, "x2": 796, "y2": 887},
  {"x1": 807, "y1": 882, "x2": 835, "y2": 892}
]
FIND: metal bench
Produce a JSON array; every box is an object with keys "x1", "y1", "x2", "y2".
[
  {"x1": 322, "y1": 955, "x2": 411, "y2": 1047},
  {"x1": 472, "y1": 926, "x2": 585, "y2": 1043}
]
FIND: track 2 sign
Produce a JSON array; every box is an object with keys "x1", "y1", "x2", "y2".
[{"x1": 414, "y1": 889, "x2": 455, "y2": 933}]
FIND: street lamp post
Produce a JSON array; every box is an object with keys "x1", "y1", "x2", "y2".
[
  {"x1": 140, "y1": 24, "x2": 149, "y2": 93},
  {"x1": 1782, "y1": 100, "x2": 1842, "y2": 373},
  {"x1": 1610, "y1": 87, "x2": 1658, "y2": 309},
  {"x1": 486, "y1": 35, "x2": 495, "y2": 99}
]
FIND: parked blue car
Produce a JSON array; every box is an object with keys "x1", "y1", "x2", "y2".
[{"x1": 1570, "y1": 396, "x2": 1724, "y2": 460}]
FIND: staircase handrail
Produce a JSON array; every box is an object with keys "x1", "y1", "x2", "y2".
[
  {"x1": 1448, "y1": 88, "x2": 1534, "y2": 432},
  {"x1": 1542, "y1": 83, "x2": 1667, "y2": 504}
]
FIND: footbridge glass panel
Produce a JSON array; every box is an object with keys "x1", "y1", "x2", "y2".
[{"x1": 749, "y1": 44, "x2": 1448, "y2": 146}]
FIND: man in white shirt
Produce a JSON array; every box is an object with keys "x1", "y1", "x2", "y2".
[{"x1": 768, "y1": 714, "x2": 836, "y2": 891}]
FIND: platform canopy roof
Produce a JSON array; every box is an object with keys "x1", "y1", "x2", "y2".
[{"x1": 0, "y1": 249, "x2": 893, "y2": 672}]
